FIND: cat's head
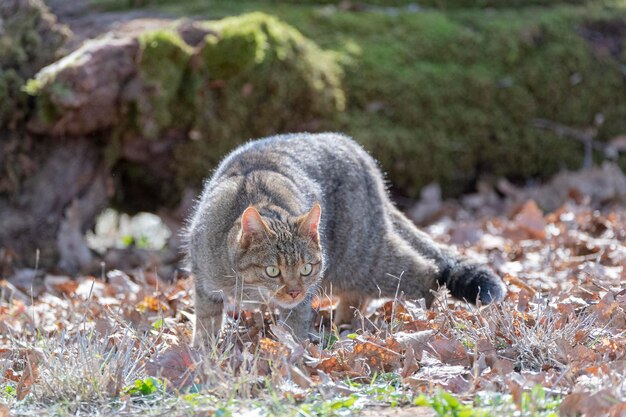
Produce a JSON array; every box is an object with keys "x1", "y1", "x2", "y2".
[{"x1": 231, "y1": 203, "x2": 323, "y2": 308}]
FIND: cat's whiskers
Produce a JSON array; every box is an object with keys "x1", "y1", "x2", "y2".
[{"x1": 309, "y1": 282, "x2": 323, "y2": 299}]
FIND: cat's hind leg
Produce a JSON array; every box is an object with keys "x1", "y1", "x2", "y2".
[
  {"x1": 333, "y1": 294, "x2": 369, "y2": 326},
  {"x1": 367, "y1": 232, "x2": 441, "y2": 307}
]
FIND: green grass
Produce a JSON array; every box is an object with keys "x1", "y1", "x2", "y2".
[{"x1": 7, "y1": 372, "x2": 561, "y2": 416}]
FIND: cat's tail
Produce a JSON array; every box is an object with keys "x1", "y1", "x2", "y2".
[
  {"x1": 388, "y1": 204, "x2": 506, "y2": 304},
  {"x1": 437, "y1": 257, "x2": 507, "y2": 304}
]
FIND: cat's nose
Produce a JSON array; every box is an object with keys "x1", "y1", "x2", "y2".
[{"x1": 287, "y1": 289, "x2": 301, "y2": 299}]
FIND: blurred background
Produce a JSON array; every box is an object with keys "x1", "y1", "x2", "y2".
[{"x1": 0, "y1": 0, "x2": 624, "y2": 278}]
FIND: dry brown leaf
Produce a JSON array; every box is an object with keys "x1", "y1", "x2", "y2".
[
  {"x1": 289, "y1": 364, "x2": 313, "y2": 389},
  {"x1": 259, "y1": 337, "x2": 289, "y2": 359},
  {"x1": 560, "y1": 390, "x2": 619, "y2": 417},
  {"x1": 608, "y1": 402, "x2": 626, "y2": 417},
  {"x1": 404, "y1": 318, "x2": 437, "y2": 333},
  {"x1": 395, "y1": 330, "x2": 435, "y2": 359},
  {"x1": 408, "y1": 351, "x2": 468, "y2": 391},
  {"x1": 401, "y1": 345, "x2": 419, "y2": 377},
  {"x1": 16, "y1": 350, "x2": 42, "y2": 401},
  {"x1": 352, "y1": 336, "x2": 402, "y2": 372},
  {"x1": 568, "y1": 344, "x2": 598, "y2": 364},
  {"x1": 428, "y1": 337, "x2": 470, "y2": 366},
  {"x1": 512, "y1": 200, "x2": 546, "y2": 240},
  {"x1": 505, "y1": 275, "x2": 537, "y2": 296},
  {"x1": 382, "y1": 300, "x2": 413, "y2": 323},
  {"x1": 507, "y1": 379, "x2": 523, "y2": 411},
  {"x1": 145, "y1": 344, "x2": 199, "y2": 390},
  {"x1": 44, "y1": 275, "x2": 79, "y2": 296},
  {"x1": 490, "y1": 358, "x2": 515, "y2": 375},
  {"x1": 270, "y1": 324, "x2": 305, "y2": 361},
  {"x1": 137, "y1": 295, "x2": 169, "y2": 313},
  {"x1": 314, "y1": 356, "x2": 348, "y2": 374}
]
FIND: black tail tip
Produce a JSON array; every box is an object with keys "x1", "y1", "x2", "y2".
[
  {"x1": 442, "y1": 262, "x2": 507, "y2": 305},
  {"x1": 473, "y1": 268, "x2": 507, "y2": 304}
]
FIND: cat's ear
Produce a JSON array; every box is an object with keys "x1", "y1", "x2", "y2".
[
  {"x1": 297, "y1": 203, "x2": 321, "y2": 244},
  {"x1": 240, "y1": 206, "x2": 270, "y2": 248}
]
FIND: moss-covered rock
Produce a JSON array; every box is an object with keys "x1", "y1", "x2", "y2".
[
  {"x1": 173, "y1": 12, "x2": 345, "y2": 190},
  {"x1": 0, "y1": 0, "x2": 69, "y2": 127},
  {"x1": 130, "y1": 13, "x2": 344, "y2": 205},
  {"x1": 92, "y1": 0, "x2": 607, "y2": 11},
  {"x1": 135, "y1": 30, "x2": 194, "y2": 138},
  {"x1": 24, "y1": 12, "x2": 344, "y2": 209},
  {"x1": 25, "y1": 37, "x2": 140, "y2": 135}
]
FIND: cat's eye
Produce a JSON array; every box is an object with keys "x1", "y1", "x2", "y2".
[
  {"x1": 265, "y1": 266, "x2": 280, "y2": 277},
  {"x1": 299, "y1": 263, "x2": 312, "y2": 276}
]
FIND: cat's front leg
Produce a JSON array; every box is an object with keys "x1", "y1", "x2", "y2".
[
  {"x1": 278, "y1": 299, "x2": 313, "y2": 341},
  {"x1": 193, "y1": 287, "x2": 224, "y2": 348}
]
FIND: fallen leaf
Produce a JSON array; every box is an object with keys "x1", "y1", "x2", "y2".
[
  {"x1": 138, "y1": 295, "x2": 169, "y2": 313},
  {"x1": 270, "y1": 323, "x2": 305, "y2": 361},
  {"x1": 395, "y1": 330, "x2": 435, "y2": 359},
  {"x1": 16, "y1": 350, "x2": 42, "y2": 400},
  {"x1": 145, "y1": 344, "x2": 199, "y2": 390},
  {"x1": 428, "y1": 337, "x2": 470, "y2": 366},
  {"x1": 513, "y1": 200, "x2": 546, "y2": 240},
  {"x1": 560, "y1": 390, "x2": 619, "y2": 417}
]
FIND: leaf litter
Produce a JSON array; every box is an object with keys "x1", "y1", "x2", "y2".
[{"x1": 1, "y1": 168, "x2": 626, "y2": 415}]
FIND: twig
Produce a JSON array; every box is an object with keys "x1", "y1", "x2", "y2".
[
  {"x1": 532, "y1": 118, "x2": 612, "y2": 169},
  {"x1": 533, "y1": 118, "x2": 594, "y2": 169}
]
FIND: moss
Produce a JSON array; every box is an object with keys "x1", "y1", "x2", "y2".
[
  {"x1": 199, "y1": 20, "x2": 268, "y2": 80},
  {"x1": 0, "y1": 69, "x2": 25, "y2": 126},
  {"x1": 173, "y1": 12, "x2": 344, "y2": 191},
  {"x1": 136, "y1": 30, "x2": 194, "y2": 138},
  {"x1": 301, "y1": 5, "x2": 626, "y2": 196},
  {"x1": 0, "y1": 0, "x2": 69, "y2": 76},
  {"x1": 21, "y1": 44, "x2": 96, "y2": 132},
  {"x1": 0, "y1": 0, "x2": 69, "y2": 127}
]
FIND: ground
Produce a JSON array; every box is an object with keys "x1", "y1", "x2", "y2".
[{"x1": 1, "y1": 166, "x2": 625, "y2": 416}]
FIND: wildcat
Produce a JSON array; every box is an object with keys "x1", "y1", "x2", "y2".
[{"x1": 187, "y1": 133, "x2": 506, "y2": 344}]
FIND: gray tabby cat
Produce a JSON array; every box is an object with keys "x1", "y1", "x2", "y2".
[{"x1": 187, "y1": 133, "x2": 506, "y2": 344}]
